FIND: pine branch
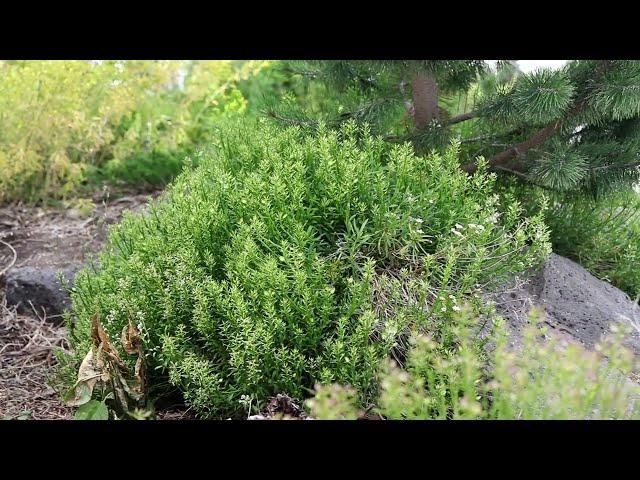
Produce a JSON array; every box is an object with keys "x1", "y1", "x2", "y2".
[
  {"x1": 460, "y1": 132, "x2": 514, "y2": 144},
  {"x1": 462, "y1": 60, "x2": 614, "y2": 174},
  {"x1": 383, "y1": 134, "x2": 410, "y2": 143},
  {"x1": 266, "y1": 96, "x2": 398, "y2": 133},
  {"x1": 446, "y1": 111, "x2": 478, "y2": 125},
  {"x1": 591, "y1": 160, "x2": 640, "y2": 173},
  {"x1": 462, "y1": 118, "x2": 567, "y2": 173},
  {"x1": 492, "y1": 165, "x2": 559, "y2": 192},
  {"x1": 279, "y1": 64, "x2": 321, "y2": 79},
  {"x1": 337, "y1": 97, "x2": 395, "y2": 122}
]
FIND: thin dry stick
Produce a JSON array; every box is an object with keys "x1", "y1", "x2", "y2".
[{"x1": 0, "y1": 239, "x2": 17, "y2": 277}]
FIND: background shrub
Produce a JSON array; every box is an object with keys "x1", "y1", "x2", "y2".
[
  {"x1": 0, "y1": 60, "x2": 272, "y2": 204},
  {"x1": 65, "y1": 119, "x2": 549, "y2": 418}
]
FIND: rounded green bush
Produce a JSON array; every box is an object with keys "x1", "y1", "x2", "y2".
[{"x1": 65, "y1": 119, "x2": 550, "y2": 418}]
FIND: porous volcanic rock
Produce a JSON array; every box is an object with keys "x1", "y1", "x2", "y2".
[
  {"x1": 490, "y1": 253, "x2": 640, "y2": 354},
  {"x1": 5, "y1": 265, "x2": 79, "y2": 321}
]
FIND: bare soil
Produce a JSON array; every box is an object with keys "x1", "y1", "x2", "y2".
[{"x1": 0, "y1": 191, "x2": 159, "y2": 272}]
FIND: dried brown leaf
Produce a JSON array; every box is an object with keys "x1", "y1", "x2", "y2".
[
  {"x1": 121, "y1": 319, "x2": 141, "y2": 355},
  {"x1": 64, "y1": 348, "x2": 101, "y2": 406},
  {"x1": 91, "y1": 314, "x2": 125, "y2": 368},
  {"x1": 132, "y1": 354, "x2": 145, "y2": 397}
]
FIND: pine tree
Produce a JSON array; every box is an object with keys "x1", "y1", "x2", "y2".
[{"x1": 265, "y1": 60, "x2": 640, "y2": 197}]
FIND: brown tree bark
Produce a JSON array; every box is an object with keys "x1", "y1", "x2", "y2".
[
  {"x1": 412, "y1": 72, "x2": 439, "y2": 128},
  {"x1": 447, "y1": 111, "x2": 477, "y2": 125},
  {"x1": 461, "y1": 119, "x2": 564, "y2": 173}
]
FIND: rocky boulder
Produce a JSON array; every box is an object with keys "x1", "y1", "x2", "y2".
[
  {"x1": 4, "y1": 266, "x2": 80, "y2": 322},
  {"x1": 490, "y1": 253, "x2": 640, "y2": 354}
]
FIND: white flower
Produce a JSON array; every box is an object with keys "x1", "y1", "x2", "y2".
[{"x1": 467, "y1": 223, "x2": 486, "y2": 233}]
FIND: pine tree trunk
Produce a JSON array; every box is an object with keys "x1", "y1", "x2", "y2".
[{"x1": 412, "y1": 72, "x2": 439, "y2": 128}]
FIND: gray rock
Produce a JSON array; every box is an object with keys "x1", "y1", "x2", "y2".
[
  {"x1": 4, "y1": 265, "x2": 80, "y2": 322},
  {"x1": 490, "y1": 253, "x2": 640, "y2": 354}
]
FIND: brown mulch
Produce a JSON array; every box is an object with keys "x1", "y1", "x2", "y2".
[{"x1": 0, "y1": 293, "x2": 73, "y2": 419}]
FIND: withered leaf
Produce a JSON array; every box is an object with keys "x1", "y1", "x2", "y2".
[
  {"x1": 112, "y1": 368, "x2": 132, "y2": 411},
  {"x1": 131, "y1": 354, "x2": 146, "y2": 398},
  {"x1": 64, "y1": 348, "x2": 101, "y2": 406},
  {"x1": 77, "y1": 312, "x2": 147, "y2": 413},
  {"x1": 121, "y1": 319, "x2": 142, "y2": 355},
  {"x1": 90, "y1": 313, "x2": 103, "y2": 345},
  {"x1": 95, "y1": 344, "x2": 110, "y2": 382},
  {"x1": 91, "y1": 314, "x2": 126, "y2": 368}
]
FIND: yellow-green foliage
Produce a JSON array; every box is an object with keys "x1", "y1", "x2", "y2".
[
  {"x1": 0, "y1": 60, "x2": 270, "y2": 203},
  {"x1": 308, "y1": 308, "x2": 640, "y2": 420}
]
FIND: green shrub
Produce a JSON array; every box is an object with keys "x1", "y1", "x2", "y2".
[
  {"x1": 64, "y1": 119, "x2": 549, "y2": 418},
  {"x1": 497, "y1": 178, "x2": 640, "y2": 299},
  {"x1": 308, "y1": 307, "x2": 640, "y2": 420},
  {"x1": 546, "y1": 190, "x2": 640, "y2": 299}
]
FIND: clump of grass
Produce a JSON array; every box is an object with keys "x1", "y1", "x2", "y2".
[
  {"x1": 505, "y1": 184, "x2": 640, "y2": 299},
  {"x1": 546, "y1": 189, "x2": 640, "y2": 299}
]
